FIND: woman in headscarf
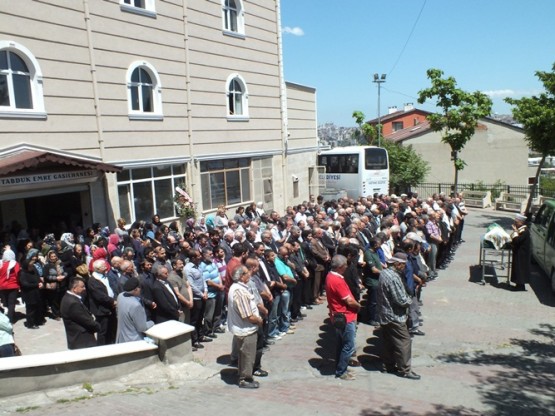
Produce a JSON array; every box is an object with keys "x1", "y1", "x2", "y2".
[
  {"x1": 88, "y1": 246, "x2": 111, "y2": 273},
  {"x1": 42, "y1": 250, "x2": 67, "y2": 320},
  {"x1": 0, "y1": 248, "x2": 20, "y2": 323},
  {"x1": 19, "y1": 249, "x2": 44, "y2": 328},
  {"x1": 107, "y1": 234, "x2": 122, "y2": 258}
]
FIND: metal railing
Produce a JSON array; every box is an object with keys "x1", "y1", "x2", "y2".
[{"x1": 408, "y1": 182, "x2": 555, "y2": 200}]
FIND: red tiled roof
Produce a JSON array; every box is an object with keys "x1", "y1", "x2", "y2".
[
  {"x1": 0, "y1": 150, "x2": 122, "y2": 176},
  {"x1": 385, "y1": 120, "x2": 432, "y2": 143}
]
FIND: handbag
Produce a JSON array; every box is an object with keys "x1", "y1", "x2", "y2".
[
  {"x1": 45, "y1": 281, "x2": 58, "y2": 290},
  {"x1": 332, "y1": 312, "x2": 347, "y2": 330}
]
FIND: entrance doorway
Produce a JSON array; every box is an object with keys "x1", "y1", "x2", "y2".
[{"x1": 24, "y1": 192, "x2": 83, "y2": 238}]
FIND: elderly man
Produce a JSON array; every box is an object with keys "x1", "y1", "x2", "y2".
[
  {"x1": 228, "y1": 265, "x2": 265, "y2": 389},
  {"x1": 326, "y1": 254, "x2": 361, "y2": 380},
  {"x1": 151, "y1": 265, "x2": 181, "y2": 324},
  {"x1": 87, "y1": 259, "x2": 117, "y2": 345},
  {"x1": 116, "y1": 277, "x2": 154, "y2": 343},
  {"x1": 60, "y1": 278, "x2": 101, "y2": 349},
  {"x1": 377, "y1": 252, "x2": 420, "y2": 380}
]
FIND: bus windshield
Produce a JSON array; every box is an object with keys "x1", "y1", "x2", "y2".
[
  {"x1": 318, "y1": 154, "x2": 359, "y2": 174},
  {"x1": 365, "y1": 148, "x2": 388, "y2": 170}
]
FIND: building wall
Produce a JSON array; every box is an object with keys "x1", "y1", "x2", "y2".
[
  {"x1": 380, "y1": 110, "x2": 428, "y2": 136},
  {"x1": 404, "y1": 120, "x2": 528, "y2": 186},
  {"x1": 0, "y1": 0, "x2": 318, "y2": 230}
]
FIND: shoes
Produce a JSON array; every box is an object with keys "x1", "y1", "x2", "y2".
[
  {"x1": 290, "y1": 318, "x2": 299, "y2": 323},
  {"x1": 348, "y1": 359, "x2": 362, "y2": 367},
  {"x1": 229, "y1": 359, "x2": 238, "y2": 367},
  {"x1": 305, "y1": 305, "x2": 313, "y2": 310},
  {"x1": 262, "y1": 346, "x2": 271, "y2": 353},
  {"x1": 313, "y1": 299, "x2": 323, "y2": 305},
  {"x1": 382, "y1": 367, "x2": 398, "y2": 374},
  {"x1": 206, "y1": 333, "x2": 218, "y2": 339},
  {"x1": 265, "y1": 339, "x2": 275, "y2": 346},
  {"x1": 253, "y1": 369, "x2": 269, "y2": 377},
  {"x1": 336, "y1": 372, "x2": 356, "y2": 381},
  {"x1": 193, "y1": 342, "x2": 204, "y2": 349},
  {"x1": 239, "y1": 379, "x2": 260, "y2": 389},
  {"x1": 192, "y1": 346, "x2": 198, "y2": 352},
  {"x1": 285, "y1": 329, "x2": 296, "y2": 335},
  {"x1": 510, "y1": 285, "x2": 526, "y2": 292},
  {"x1": 368, "y1": 321, "x2": 380, "y2": 326},
  {"x1": 214, "y1": 327, "x2": 226, "y2": 334},
  {"x1": 419, "y1": 322, "x2": 424, "y2": 326},
  {"x1": 300, "y1": 306, "x2": 307, "y2": 310},
  {"x1": 410, "y1": 329, "x2": 425, "y2": 336},
  {"x1": 268, "y1": 335, "x2": 282, "y2": 340},
  {"x1": 199, "y1": 336, "x2": 213, "y2": 343},
  {"x1": 289, "y1": 324, "x2": 297, "y2": 329},
  {"x1": 398, "y1": 371, "x2": 421, "y2": 380}
]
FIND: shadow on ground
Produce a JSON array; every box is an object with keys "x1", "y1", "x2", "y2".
[{"x1": 358, "y1": 324, "x2": 555, "y2": 416}]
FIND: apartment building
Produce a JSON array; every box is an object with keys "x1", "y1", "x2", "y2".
[{"x1": 0, "y1": 0, "x2": 318, "y2": 234}]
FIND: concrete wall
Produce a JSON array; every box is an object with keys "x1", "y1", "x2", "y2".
[{"x1": 403, "y1": 119, "x2": 528, "y2": 186}]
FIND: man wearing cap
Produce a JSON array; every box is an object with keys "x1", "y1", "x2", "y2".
[
  {"x1": 377, "y1": 252, "x2": 420, "y2": 380},
  {"x1": 116, "y1": 277, "x2": 154, "y2": 343},
  {"x1": 510, "y1": 214, "x2": 530, "y2": 292}
]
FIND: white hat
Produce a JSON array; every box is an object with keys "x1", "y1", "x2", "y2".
[
  {"x1": 515, "y1": 214, "x2": 527, "y2": 222},
  {"x1": 405, "y1": 232, "x2": 423, "y2": 243}
]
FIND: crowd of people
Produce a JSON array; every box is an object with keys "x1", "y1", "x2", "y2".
[{"x1": 0, "y1": 192, "x2": 470, "y2": 387}]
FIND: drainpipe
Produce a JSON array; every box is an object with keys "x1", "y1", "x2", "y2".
[
  {"x1": 182, "y1": 0, "x2": 197, "y2": 209},
  {"x1": 83, "y1": 0, "x2": 105, "y2": 161},
  {"x1": 275, "y1": 0, "x2": 288, "y2": 211},
  {"x1": 83, "y1": 0, "x2": 112, "y2": 226}
]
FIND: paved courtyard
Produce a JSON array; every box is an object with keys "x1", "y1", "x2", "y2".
[{"x1": 2, "y1": 208, "x2": 554, "y2": 416}]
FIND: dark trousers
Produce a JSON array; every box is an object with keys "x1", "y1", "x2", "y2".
[
  {"x1": 381, "y1": 320, "x2": 412, "y2": 374},
  {"x1": 365, "y1": 284, "x2": 378, "y2": 322},
  {"x1": 0, "y1": 289, "x2": 18, "y2": 323},
  {"x1": 25, "y1": 301, "x2": 44, "y2": 327},
  {"x1": 190, "y1": 299, "x2": 206, "y2": 343},
  {"x1": 290, "y1": 282, "x2": 303, "y2": 319},
  {"x1": 302, "y1": 272, "x2": 313, "y2": 305},
  {"x1": 96, "y1": 314, "x2": 116, "y2": 345}
]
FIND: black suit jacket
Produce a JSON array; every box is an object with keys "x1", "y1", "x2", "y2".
[
  {"x1": 87, "y1": 276, "x2": 116, "y2": 317},
  {"x1": 60, "y1": 293, "x2": 100, "y2": 349},
  {"x1": 152, "y1": 279, "x2": 180, "y2": 323}
]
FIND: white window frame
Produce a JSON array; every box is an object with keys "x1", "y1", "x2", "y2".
[
  {"x1": 0, "y1": 41, "x2": 46, "y2": 119},
  {"x1": 226, "y1": 73, "x2": 249, "y2": 121},
  {"x1": 200, "y1": 159, "x2": 252, "y2": 211},
  {"x1": 222, "y1": 0, "x2": 245, "y2": 38},
  {"x1": 120, "y1": 0, "x2": 156, "y2": 18},
  {"x1": 117, "y1": 164, "x2": 186, "y2": 223},
  {"x1": 126, "y1": 61, "x2": 163, "y2": 120}
]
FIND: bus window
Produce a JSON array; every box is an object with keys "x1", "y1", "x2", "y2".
[
  {"x1": 319, "y1": 154, "x2": 359, "y2": 174},
  {"x1": 365, "y1": 148, "x2": 388, "y2": 170}
]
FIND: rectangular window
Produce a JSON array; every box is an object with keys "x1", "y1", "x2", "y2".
[
  {"x1": 116, "y1": 164, "x2": 187, "y2": 222},
  {"x1": 392, "y1": 121, "x2": 404, "y2": 132},
  {"x1": 200, "y1": 158, "x2": 252, "y2": 210}
]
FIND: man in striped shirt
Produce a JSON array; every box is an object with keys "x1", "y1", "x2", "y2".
[{"x1": 228, "y1": 265, "x2": 266, "y2": 389}]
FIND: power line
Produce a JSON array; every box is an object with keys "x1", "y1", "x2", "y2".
[
  {"x1": 388, "y1": 0, "x2": 427, "y2": 77},
  {"x1": 382, "y1": 86, "x2": 419, "y2": 101}
]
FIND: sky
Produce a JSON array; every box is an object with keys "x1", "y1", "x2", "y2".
[{"x1": 280, "y1": 0, "x2": 555, "y2": 127}]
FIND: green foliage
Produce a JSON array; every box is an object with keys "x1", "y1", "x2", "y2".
[
  {"x1": 82, "y1": 382, "x2": 94, "y2": 393},
  {"x1": 352, "y1": 110, "x2": 377, "y2": 145},
  {"x1": 381, "y1": 139, "x2": 429, "y2": 190},
  {"x1": 540, "y1": 176, "x2": 555, "y2": 197},
  {"x1": 174, "y1": 183, "x2": 197, "y2": 219},
  {"x1": 506, "y1": 62, "x2": 555, "y2": 213},
  {"x1": 472, "y1": 179, "x2": 505, "y2": 200},
  {"x1": 418, "y1": 68, "x2": 492, "y2": 192}
]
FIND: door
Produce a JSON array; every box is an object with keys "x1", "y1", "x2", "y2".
[{"x1": 24, "y1": 191, "x2": 83, "y2": 238}]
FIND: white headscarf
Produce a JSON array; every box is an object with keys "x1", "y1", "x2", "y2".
[{"x1": 0, "y1": 249, "x2": 17, "y2": 279}]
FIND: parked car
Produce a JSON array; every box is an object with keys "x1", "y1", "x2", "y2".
[{"x1": 530, "y1": 199, "x2": 555, "y2": 293}]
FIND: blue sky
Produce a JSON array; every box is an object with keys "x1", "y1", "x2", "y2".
[{"x1": 280, "y1": 0, "x2": 555, "y2": 127}]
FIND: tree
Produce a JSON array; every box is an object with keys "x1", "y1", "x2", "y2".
[
  {"x1": 381, "y1": 138, "x2": 429, "y2": 193},
  {"x1": 506, "y1": 62, "x2": 555, "y2": 215},
  {"x1": 417, "y1": 68, "x2": 492, "y2": 194},
  {"x1": 351, "y1": 111, "x2": 429, "y2": 191},
  {"x1": 352, "y1": 110, "x2": 377, "y2": 145}
]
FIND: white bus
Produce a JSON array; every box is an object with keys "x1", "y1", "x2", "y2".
[{"x1": 317, "y1": 146, "x2": 389, "y2": 198}]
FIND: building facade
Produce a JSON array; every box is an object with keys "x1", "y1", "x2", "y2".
[{"x1": 0, "y1": 0, "x2": 318, "y2": 235}]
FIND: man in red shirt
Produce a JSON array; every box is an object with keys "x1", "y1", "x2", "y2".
[{"x1": 326, "y1": 254, "x2": 361, "y2": 380}]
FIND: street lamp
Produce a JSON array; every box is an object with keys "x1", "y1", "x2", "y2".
[{"x1": 373, "y1": 73, "x2": 386, "y2": 147}]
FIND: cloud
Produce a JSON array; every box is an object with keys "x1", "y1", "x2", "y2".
[
  {"x1": 482, "y1": 89, "x2": 515, "y2": 98},
  {"x1": 282, "y1": 26, "x2": 304, "y2": 36}
]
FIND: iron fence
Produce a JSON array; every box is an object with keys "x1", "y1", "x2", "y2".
[{"x1": 408, "y1": 182, "x2": 555, "y2": 200}]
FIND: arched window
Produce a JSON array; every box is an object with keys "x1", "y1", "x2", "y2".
[
  {"x1": 226, "y1": 74, "x2": 248, "y2": 120},
  {"x1": 222, "y1": 0, "x2": 244, "y2": 36},
  {"x1": 0, "y1": 41, "x2": 45, "y2": 118},
  {"x1": 126, "y1": 61, "x2": 163, "y2": 120}
]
